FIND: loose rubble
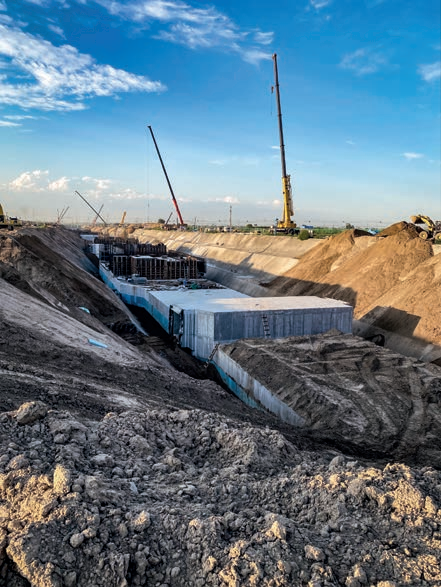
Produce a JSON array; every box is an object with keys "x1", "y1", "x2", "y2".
[{"x1": 1, "y1": 403, "x2": 440, "y2": 586}]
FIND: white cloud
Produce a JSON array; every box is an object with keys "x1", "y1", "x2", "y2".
[
  {"x1": 418, "y1": 61, "x2": 441, "y2": 83},
  {"x1": 241, "y1": 49, "x2": 271, "y2": 65},
  {"x1": 212, "y1": 196, "x2": 240, "y2": 204},
  {"x1": 9, "y1": 169, "x2": 49, "y2": 190},
  {"x1": 271, "y1": 145, "x2": 280, "y2": 150},
  {"x1": 48, "y1": 176, "x2": 69, "y2": 191},
  {"x1": 4, "y1": 114, "x2": 38, "y2": 120},
  {"x1": 0, "y1": 14, "x2": 13, "y2": 25},
  {"x1": 346, "y1": 139, "x2": 356, "y2": 145},
  {"x1": 310, "y1": 0, "x2": 332, "y2": 9},
  {"x1": 340, "y1": 48, "x2": 387, "y2": 75},
  {"x1": 10, "y1": 0, "x2": 274, "y2": 65},
  {"x1": 81, "y1": 176, "x2": 113, "y2": 197},
  {"x1": 272, "y1": 199, "x2": 281, "y2": 206},
  {"x1": 402, "y1": 152, "x2": 424, "y2": 160},
  {"x1": 209, "y1": 159, "x2": 226, "y2": 166},
  {"x1": 0, "y1": 23, "x2": 166, "y2": 111},
  {"x1": 109, "y1": 189, "x2": 167, "y2": 200},
  {"x1": 94, "y1": 0, "x2": 273, "y2": 63},
  {"x1": 47, "y1": 24, "x2": 66, "y2": 38},
  {"x1": 253, "y1": 31, "x2": 273, "y2": 45},
  {"x1": 0, "y1": 119, "x2": 20, "y2": 126}
]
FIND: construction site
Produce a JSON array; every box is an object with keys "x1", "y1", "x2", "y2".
[
  {"x1": 0, "y1": 217, "x2": 440, "y2": 587},
  {"x1": 0, "y1": 47, "x2": 440, "y2": 587}
]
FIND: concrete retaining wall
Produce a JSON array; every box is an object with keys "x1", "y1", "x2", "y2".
[{"x1": 215, "y1": 348, "x2": 306, "y2": 427}]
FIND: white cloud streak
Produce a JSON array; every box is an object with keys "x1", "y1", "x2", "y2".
[
  {"x1": 211, "y1": 196, "x2": 240, "y2": 204},
  {"x1": 340, "y1": 47, "x2": 387, "y2": 75},
  {"x1": 4, "y1": 114, "x2": 38, "y2": 120},
  {"x1": 418, "y1": 61, "x2": 441, "y2": 82},
  {"x1": 47, "y1": 24, "x2": 66, "y2": 38},
  {"x1": 402, "y1": 152, "x2": 424, "y2": 160},
  {"x1": 0, "y1": 119, "x2": 20, "y2": 126},
  {"x1": 310, "y1": 0, "x2": 332, "y2": 9},
  {"x1": 0, "y1": 22, "x2": 166, "y2": 111},
  {"x1": 24, "y1": 0, "x2": 273, "y2": 64}
]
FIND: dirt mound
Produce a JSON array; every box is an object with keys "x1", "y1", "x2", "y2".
[
  {"x1": 1, "y1": 402, "x2": 440, "y2": 587},
  {"x1": 0, "y1": 229, "x2": 131, "y2": 326},
  {"x1": 376, "y1": 221, "x2": 419, "y2": 237},
  {"x1": 220, "y1": 333, "x2": 441, "y2": 466},
  {"x1": 268, "y1": 226, "x2": 440, "y2": 348}
]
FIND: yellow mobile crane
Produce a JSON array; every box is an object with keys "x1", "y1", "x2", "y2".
[{"x1": 272, "y1": 53, "x2": 299, "y2": 235}]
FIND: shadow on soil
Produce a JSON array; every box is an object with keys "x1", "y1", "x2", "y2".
[
  {"x1": 260, "y1": 275, "x2": 358, "y2": 308},
  {"x1": 361, "y1": 306, "x2": 421, "y2": 338}
]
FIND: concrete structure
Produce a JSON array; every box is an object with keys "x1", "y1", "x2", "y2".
[{"x1": 100, "y1": 265, "x2": 353, "y2": 361}]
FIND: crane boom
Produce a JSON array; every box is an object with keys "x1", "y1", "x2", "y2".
[
  {"x1": 272, "y1": 53, "x2": 296, "y2": 232},
  {"x1": 92, "y1": 204, "x2": 104, "y2": 226},
  {"x1": 147, "y1": 125, "x2": 185, "y2": 227},
  {"x1": 75, "y1": 191, "x2": 107, "y2": 225}
]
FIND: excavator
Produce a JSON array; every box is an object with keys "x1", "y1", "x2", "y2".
[
  {"x1": 410, "y1": 215, "x2": 441, "y2": 242},
  {"x1": 272, "y1": 54, "x2": 299, "y2": 236},
  {"x1": 0, "y1": 203, "x2": 22, "y2": 230}
]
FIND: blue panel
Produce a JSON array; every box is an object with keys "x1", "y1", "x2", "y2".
[{"x1": 214, "y1": 365, "x2": 264, "y2": 412}]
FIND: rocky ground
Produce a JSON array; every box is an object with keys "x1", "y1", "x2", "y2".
[{"x1": 0, "y1": 226, "x2": 440, "y2": 586}]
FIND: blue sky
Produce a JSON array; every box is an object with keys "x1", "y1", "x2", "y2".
[{"x1": 0, "y1": 0, "x2": 439, "y2": 226}]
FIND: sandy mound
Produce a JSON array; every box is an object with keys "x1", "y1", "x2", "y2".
[{"x1": 268, "y1": 226, "x2": 440, "y2": 347}]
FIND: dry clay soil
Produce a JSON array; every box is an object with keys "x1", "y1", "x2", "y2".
[{"x1": 0, "y1": 226, "x2": 440, "y2": 587}]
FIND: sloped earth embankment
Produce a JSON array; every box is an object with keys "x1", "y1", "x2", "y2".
[
  {"x1": 118, "y1": 224, "x2": 441, "y2": 362},
  {"x1": 220, "y1": 333, "x2": 441, "y2": 467},
  {"x1": 262, "y1": 225, "x2": 441, "y2": 362}
]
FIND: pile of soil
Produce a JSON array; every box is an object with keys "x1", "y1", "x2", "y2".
[
  {"x1": 1, "y1": 402, "x2": 440, "y2": 587},
  {"x1": 267, "y1": 224, "x2": 441, "y2": 348},
  {"x1": 220, "y1": 333, "x2": 441, "y2": 467}
]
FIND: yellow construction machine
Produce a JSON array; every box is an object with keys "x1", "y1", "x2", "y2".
[
  {"x1": 272, "y1": 54, "x2": 299, "y2": 236},
  {"x1": 0, "y1": 203, "x2": 22, "y2": 230},
  {"x1": 410, "y1": 215, "x2": 441, "y2": 242}
]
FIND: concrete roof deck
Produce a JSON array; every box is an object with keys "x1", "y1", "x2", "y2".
[{"x1": 151, "y1": 290, "x2": 351, "y2": 313}]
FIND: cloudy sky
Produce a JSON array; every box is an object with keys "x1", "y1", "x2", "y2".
[{"x1": 0, "y1": 0, "x2": 440, "y2": 226}]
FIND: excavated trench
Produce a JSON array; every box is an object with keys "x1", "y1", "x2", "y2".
[
  {"x1": 1, "y1": 226, "x2": 441, "y2": 587},
  {"x1": 126, "y1": 226, "x2": 441, "y2": 364}
]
